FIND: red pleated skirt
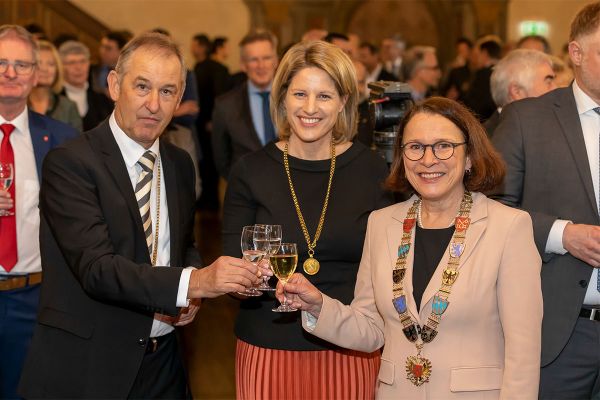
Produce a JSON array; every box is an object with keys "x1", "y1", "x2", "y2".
[{"x1": 235, "y1": 339, "x2": 381, "y2": 400}]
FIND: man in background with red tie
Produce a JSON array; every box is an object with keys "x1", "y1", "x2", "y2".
[{"x1": 0, "y1": 25, "x2": 77, "y2": 399}]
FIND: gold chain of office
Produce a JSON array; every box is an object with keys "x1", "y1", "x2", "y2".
[{"x1": 283, "y1": 140, "x2": 336, "y2": 275}]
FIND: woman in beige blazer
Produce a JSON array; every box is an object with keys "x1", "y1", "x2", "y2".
[{"x1": 280, "y1": 97, "x2": 543, "y2": 399}]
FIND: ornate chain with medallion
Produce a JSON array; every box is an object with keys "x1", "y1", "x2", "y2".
[
  {"x1": 283, "y1": 140, "x2": 336, "y2": 275},
  {"x1": 391, "y1": 191, "x2": 473, "y2": 386}
]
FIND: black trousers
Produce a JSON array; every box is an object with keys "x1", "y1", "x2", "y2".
[{"x1": 128, "y1": 332, "x2": 191, "y2": 399}]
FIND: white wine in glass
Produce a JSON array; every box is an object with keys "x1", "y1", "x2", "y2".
[
  {"x1": 256, "y1": 224, "x2": 281, "y2": 291},
  {"x1": 238, "y1": 225, "x2": 267, "y2": 297},
  {"x1": 271, "y1": 243, "x2": 298, "y2": 312},
  {"x1": 0, "y1": 163, "x2": 14, "y2": 216}
]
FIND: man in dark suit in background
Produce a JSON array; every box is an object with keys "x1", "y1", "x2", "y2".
[
  {"x1": 212, "y1": 29, "x2": 279, "y2": 180},
  {"x1": 492, "y1": 3, "x2": 600, "y2": 398},
  {"x1": 18, "y1": 32, "x2": 260, "y2": 399},
  {"x1": 358, "y1": 42, "x2": 397, "y2": 85},
  {"x1": 463, "y1": 36, "x2": 502, "y2": 121},
  {"x1": 0, "y1": 25, "x2": 77, "y2": 399},
  {"x1": 89, "y1": 30, "x2": 127, "y2": 96},
  {"x1": 58, "y1": 40, "x2": 113, "y2": 131}
]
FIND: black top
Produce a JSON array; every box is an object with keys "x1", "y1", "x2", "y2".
[
  {"x1": 413, "y1": 225, "x2": 454, "y2": 311},
  {"x1": 223, "y1": 141, "x2": 394, "y2": 351}
]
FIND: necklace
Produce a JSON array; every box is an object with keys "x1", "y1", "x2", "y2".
[
  {"x1": 392, "y1": 191, "x2": 473, "y2": 386},
  {"x1": 283, "y1": 140, "x2": 336, "y2": 275},
  {"x1": 151, "y1": 158, "x2": 161, "y2": 266}
]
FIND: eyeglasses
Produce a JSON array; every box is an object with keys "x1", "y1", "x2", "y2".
[
  {"x1": 0, "y1": 59, "x2": 36, "y2": 76},
  {"x1": 401, "y1": 141, "x2": 467, "y2": 161}
]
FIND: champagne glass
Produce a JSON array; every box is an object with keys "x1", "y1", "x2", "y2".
[
  {"x1": 238, "y1": 225, "x2": 267, "y2": 297},
  {"x1": 271, "y1": 243, "x2": 298, "y2": 312},
  {"x1": 256, "y1": 224, "x2": 281, "y2": 291},
  {"x1": 0, "y1": 163, "x2": 14, "y2": 216}
]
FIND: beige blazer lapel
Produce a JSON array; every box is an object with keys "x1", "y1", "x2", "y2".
[
  {"x1": 388, "y1": 195, "x2": 422, "y2": 324},
  {"x1": 419, "y1": 192, "x2": 489, "y2": 316}
]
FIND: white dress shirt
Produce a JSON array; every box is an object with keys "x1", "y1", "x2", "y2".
[
  {"x1": 109, "y1": 113, "x2": 193, "y2": 336},
  {"x1": 545, "y1": 81, "x2": 600, "y2": 305},
  {"x1": 0, "y1": 107, "x2": 42, "y2": 275},
  {"x1": 63, "y1": 82, "x2": 89, "y2": 117}
]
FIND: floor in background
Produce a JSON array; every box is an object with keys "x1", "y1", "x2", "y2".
[{"x1": 181, "y1": 209, "x2": 238, "y2": 400}]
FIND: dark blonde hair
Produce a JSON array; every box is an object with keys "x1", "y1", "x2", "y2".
[
  {"x1": 570, "y1": 1, "x2": 600, "y2": 42},
  {"x1": 37, "y1": 40, "x2": 64, "y2": 94},
  {"x1": 270, "y1": 40, "x2": 358, "y2": 143},
  {"x1": 386, "y1": 97, "x2": 505, "y2": 193}
]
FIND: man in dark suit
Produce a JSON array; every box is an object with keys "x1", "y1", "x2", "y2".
[
  {"x1": 485, "y1": 48, "x2": 556, "y2": 136},
  {"x1": 464, "y1": 36, "x2": 502, "y2": 121},
  {"x1": 359, "y1": 42, "x2": 397, "y2": 86},
  {"x1": 89, "y1": 30, "x2": 127, "y2": 97},
  {"x1": 18, "y1": 32, "x2": 259, "y2": 399},
  {"x1": 0, "y1": 25, "x2": 77, "y2": 399},
  {"x1": 212, "y1": 30, "x2": 279, "y2": 180},
  {"x1": 492, "y1": 3, "x2": 600, "y2": 398},
  {"x1": 58, "y1": 40, "x2": 113, "y2": 131}
]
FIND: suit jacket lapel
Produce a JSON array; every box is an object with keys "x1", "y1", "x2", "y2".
[
  {"x1": 388, "y1": 195, "x2": 421, "y2": 323},
  {"x1": 419, "y1": 193, "x2": 487, "y2": 315},
  {"x1": 241, "y1": 83, "x2": 264, "y2": 149},
  {"x1": 92, "y1": 122, "x2": 146, "y2": 244},
  {"x1": 554, "y1": 88, "x2": 598, "y2": 215},
  {"x1": 28, "y1": 111, "x2": 52, "y2": 180},
  {"x1": 160, "y1": 141, "x2": 180, "y2": 267}
]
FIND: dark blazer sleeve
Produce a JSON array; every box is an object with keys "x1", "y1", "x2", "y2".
[
  {"x1": 491, "y1": 102, "x2": 560, "y2": 259},
  {"x1": 40, "y1": 145, "x2": 182, "y2": 315},
  {"x1": 212, "y1": 95, "x2": 234, "y2": 179}
]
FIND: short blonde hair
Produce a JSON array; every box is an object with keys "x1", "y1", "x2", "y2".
[
  {"x1": 271, "y1": 40, "x2": 358, "y2": 143},
  {"x1": 38, "y1": 40, "x2": 64, "y2": 94}
]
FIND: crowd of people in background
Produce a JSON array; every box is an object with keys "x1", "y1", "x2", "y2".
[{"x1": 1, "y1": 1, "x2": 600, "y2": 398}]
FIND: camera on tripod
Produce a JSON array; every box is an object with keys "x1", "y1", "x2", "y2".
[{"x1": 368, "y1": 81, "x2": 413, "y2": 164}]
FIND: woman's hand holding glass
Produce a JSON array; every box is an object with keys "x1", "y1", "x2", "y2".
[{"x1": 275, "y1": 272, "x2": 324, "y2": 317}]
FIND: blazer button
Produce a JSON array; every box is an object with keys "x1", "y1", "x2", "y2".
[
  {"x1": 138, "y1": 338, "x2": 147, "y2": 347},
  {"x1": 579, "y1": 280, "x2": 588, "y2": 288}
]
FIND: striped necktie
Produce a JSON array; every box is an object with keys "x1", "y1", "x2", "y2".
[
  {"x1": 595, "y1": 107, "x2": 600, "y2": 291},
  {"x1": 135, "y1": 150, "x2": 156, "y2": 257}
]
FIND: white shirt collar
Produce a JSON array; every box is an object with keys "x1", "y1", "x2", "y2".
[
  {"x1": 0, "y1": 106, "x2": 30, "y2": 137},
  {"x1": 109, "y1": 112, "x2": 160, "y2": 169},
  {"x1": 573, "y1": 79, "x2": 600, "y2": 115},
  {"x1": 64, "y1": 81, "x2": 89, "y2": 94}
]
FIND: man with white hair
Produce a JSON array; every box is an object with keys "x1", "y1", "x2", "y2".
[
  {"x1": 485, "y1": 48, "x2": 556, "y2": 135},
  {"x1": 402, "y1": 46, "x2": 441, "y2": 101},
  {"x1": 59, "y1": 40, "x2": 113, "y2": 131}
]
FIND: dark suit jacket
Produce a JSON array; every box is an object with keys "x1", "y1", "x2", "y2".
[
  {"x1": 491, "y1": 86, "x2": 595, "y2": 367},
  {"x1": 377, "y1": 68, "x2": 398, "y2": 82},
  {"x1": 483, "y1": 109, "x2": 501, "y2": 137},
  {"x1": 194, "y1": 58, "x2": 231, "y2": 128},
  {"x1": 212, "y1": 81, "x2": 263, "y2": 179},
  {"x1": 464, "y1": 66, "x2": 496, "y2": 121},
  {"x1": 27, "y1": 110, "x2": 78, "y2": 179},
  {"x1": 19, "y1": 121, "x2": 200, "y2": 398},
  {"x1": 61, "y1": 87, "x2": 113, "y2": 132}
]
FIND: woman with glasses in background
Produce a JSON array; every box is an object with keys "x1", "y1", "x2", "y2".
[
  {"x1": 281, "y1": 97, "x2": 543, "y2": 399},
  {"x1": 28, "y1": 40, "x2": 82, "y2": 131}
]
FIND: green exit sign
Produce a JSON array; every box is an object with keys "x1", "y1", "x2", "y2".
[{"x1": 519, "y1": 21, "x2": 549, "y2": 37}]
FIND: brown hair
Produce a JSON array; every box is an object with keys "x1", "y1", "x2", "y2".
[
  {"x1": 239, "y1": 29, "x2": 278, "y2": 57},
  {"x1": 270, "y1": 40, "x2": 358, "y2": 143},
  {"x1": 386, "y1": 97, "x2": 505, "y2": 193},
  {"x1": 570, "y1": 1, "x2": 600, "y2": 42}
]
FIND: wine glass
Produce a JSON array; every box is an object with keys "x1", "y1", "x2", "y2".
[
  {"x1": 0, "y1": 163, "x2": 14, "y2": 216},
  {"x1": 271, "y1": 243, "x2": 298, "y2": 312},
  {"x1": 239, "y1": 225, "x2": 267, "y2": 297},
  {"x1": 256, "y1": 224, "x2": 281, "y2": 291}
]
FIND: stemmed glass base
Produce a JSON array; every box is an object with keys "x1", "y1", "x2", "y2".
[
  {"x1": 237, "y1": 287, "x2": 263, "y2": 297},
  {"x1": 272, "y1": 284, "x2": 297, "y2": 312},
  {"x1": 257, "y1": 277, "x2": 275, "y2": 291}
]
